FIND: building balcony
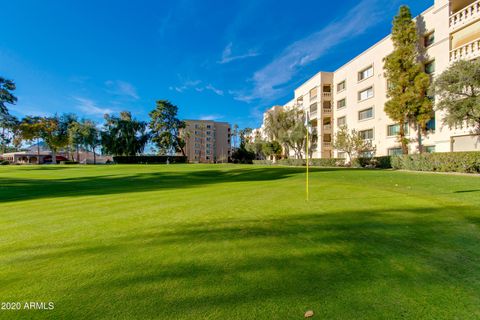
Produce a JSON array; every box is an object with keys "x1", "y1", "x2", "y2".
[
  {"x1": 322, "y1": 92, "x2": 332, "y2": 98},
  {"x1": 322, "y1": 107, "x2": 332, "y2": 114},
  {"x1": 322, "y1": 142, "x2": 332, "y2": 148},
  {"x1": 450, "y1": 0, "x2": 480, "y2": 31},
  {"x1": 450, "y1": 38, "x2": 480, "y2": 62},
  {"x1": 323, "y1": 124, "x2": 332, "y2": 131}
]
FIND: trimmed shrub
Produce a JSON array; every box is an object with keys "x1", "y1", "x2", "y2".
[
  {"x1": 252, "y1": 160, "x2": 273, "y2": 165},
  {"x1": 59, "y1": 161, "x2": 79, "y2": 165},
  {"x1": 113, "y1": 156, "x2": 187, "y2": 164},
  {"x1": 391, "y1": 152, "x2": 480, "y2": 173},
  {"x1": 0, "y1": 160, "x2": 9, "y2": 165},
  {"x1": 276, "y1": 158, "x2": 345, "y2": 167},
  {"x1": 356, "y1": 156, "x2": 392, "y2": 169}
]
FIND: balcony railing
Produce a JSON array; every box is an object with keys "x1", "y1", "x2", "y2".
[
  {"x1": 323, "y1": 124, "x2": 332, "y2": 131},
  {"x1": 310, "y1": 95, "x2": 317, "y2": 101},
  {"x1": 322, "y1": 107, "x2": 332, "y2": 114},
  {"x1": 322, "y1": 92, "x2": 332, "y2": 98},
  {"x1": 450, "y1": 39, "x2": 480, "y2": 62},
  {"x1": 322, "y1": 142, "x2": 332, "y2": 148},
  {"x1": 450, "y1": 0, "x2": 480, "y2": 31}
]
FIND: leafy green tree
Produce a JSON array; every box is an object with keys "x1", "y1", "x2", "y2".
[
  {"x1": 82, "y1": 120, "x2": 101, "y2": 164},
  {"x1": 101, "y1": 111, "x2": 149, "y2": 156},
  {"x1": 333, "y1": 126, "x2": 376, "y2": 166},
  {"x1": 0, "y1": 77, "x2": 17, "y2": 116},
  {"x1": 383, "y1": 5, "x2": 432, "y2": 154},
  {"x1": 18, "y1": 116, "x2": 44, "y2": 163},
  {"x1": 40, "y1": 114, "x2": 71, "y2": 164},
  {"x1": 149, "y1": 100, "x2": 186, "y2": 155},
  {"x1": 262, "y1": 141, "x2": 282, "y2": 162},
  {"x1": 0, "y1": 114, "x2": 19, "y2": 153},
  {"x1": 433, "y1": 59, "x2": 480, "y2": 133},
  {"x1": 264, "y1": 107, "x2": 290, "y2": 157}
]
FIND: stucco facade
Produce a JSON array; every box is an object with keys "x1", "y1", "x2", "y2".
[{"x1": 255, "y1": 0, "x2": 480, "y2": 158}]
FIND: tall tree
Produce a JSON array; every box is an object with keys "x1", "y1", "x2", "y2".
[
  {"x1": 40, "y1": 115, "x2": 71, "y2": 164},
  {"x1": 434, "y1": 59, "x2": 480, "y2": 133},
  {"x1": 384, "y1": 5, "x2": 432, "y2": 154},
  {"x1": 82, "y1": 120, "x2": 101, "y2": 164},
  {"x1": 149, "y1": 100, "x2": 186, "y2": 155},
  {"x1": 0, "y1": 114, "x2": 19, "y2": 153},
  {"x1": 333, "y1": 126, "x2": 376, "y2": 166},
  {"x1": 0, "y1": 77, "x2": 17, "y2": 116},
  {"x1": 101, "y1": 111, "x2": 149, "y2": 156},
  {"x1": 18, "y1": 116, "x2": 44, "y2": 164}
]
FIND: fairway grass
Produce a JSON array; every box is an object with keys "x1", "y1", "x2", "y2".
[{"x1": 0, "y1": 164, "x2": 479, "y2": 319}]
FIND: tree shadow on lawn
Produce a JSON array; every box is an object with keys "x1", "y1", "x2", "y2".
[
  {"x1": 5, "y1": 205, "x2": 480, "y2": 319},
  {"x1": 0, "y1": 167, "x2": 351, "y2": 203}
]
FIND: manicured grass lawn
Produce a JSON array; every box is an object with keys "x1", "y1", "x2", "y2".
[{"x1": 0, "y1": 164, "x2": 480, "y2": 319}]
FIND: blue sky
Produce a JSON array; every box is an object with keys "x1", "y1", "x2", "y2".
[{"x1": 1, "y1": 0, "x2": 432, "y2": 129}]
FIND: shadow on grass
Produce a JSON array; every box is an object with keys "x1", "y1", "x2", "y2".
[
  {"x1": 0, "y1": 166, "x2": 350, "y2": 203},
  {"x1": 4, "y1": 205, "x2": 480, "y2": 319}
]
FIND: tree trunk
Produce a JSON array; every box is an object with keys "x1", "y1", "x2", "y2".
[
  {"x1": 93, "y1": 146, "x2": 96, "y2": 165},
  {"x1": 51, "y1": 149, "x2": 57, "y2": 164},
  {"x1": 37, "y1": 138, "x2": 41, "y2": 164},
  {"x1": 399, "y1": 122, "x2": 408, "y2": 155},
  {"x1": 417, "y1": 125, "x2": 424, "y2": 154}
]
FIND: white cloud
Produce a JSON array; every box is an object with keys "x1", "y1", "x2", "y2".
[
  {"x1": 169, "y1": 80, "x2": 224, "y2": 96},
  {"x1": 105, "y1": 80, "x2": 139, "y2": 100},
  {"x1": 74, "y1": 97, "x2": 114, "y2": 116},
  {"x1": 237, "y1": 0, "x2": 385, "y2": 103},
  {"x1": 199, "y1": 114, "x2": 224, "y2": 121},
  {"x1": 218, "y1": 42, "x2": 259, "y2": 64}
]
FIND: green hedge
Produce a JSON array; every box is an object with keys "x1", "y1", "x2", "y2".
[
  {"x1": 113, "y1": 156, "x2": 187, "y2": 164},
  {"x1": 59, "y1": 161, "x2": 79, "y2": 165},
  {"x1": 356, "y1": 156, "x2": 392, "y2": 169},
  {"x1": 252, "y1": 160, "x2": 273, "y2": 165},
  {"x1": 274, "y1": 158, "x2": 346, "y2": 167},
  {"x1": 391, "y1": 152, "x2": 480, "y2": 173},
  {"x1": 0, "y1": 160, "x2": 9, "y2": 165}
]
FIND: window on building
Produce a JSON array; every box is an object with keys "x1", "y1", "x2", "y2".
[
  {"x1": 337, "y1": 98, "x2": 346, "y2": 110},
  {"x1": 309, "y1": 87, "x2": 318, "y2": 100},
  {"x1": 206, "y1": 156, "x2": 210, "y2": 160},
  {"x1": 359, "y1": 129, "x2": 374, "y2": 140},
  {"x1": 195, "y1": 150, "x2": 200, "y2": 154},
  {"x1": 206, "y1": 144, "x2": 211, "y2": 148},
  {"x1": 310, "y1": 103, "x2": 318, "y2": 113},
  {"x1": 206, "y1": 125, "x2": 211, "y2": 129},
  {"x1": 425, "y1": 145, "x2": 436, "y2": 153},
  {"x1": 426, "y1": 116, "x2": 436, "y2": 132},
  {"x1": 323, "y1": 101, "x2": 332, "y2": 108},
  {"x1": 358, "y1": 87, "x2": 374, "y2": 101},
  {"x1": 323, "y1": 85, "x2": 331, "y2": 93},
  {"x1": 337, "y1": 152, "x2": 346, "y2": 159},
  {"x1": 358, "y1": 65, "x2": 374, "y2": 81},
  {"x1": 323, "y1": 134, "x2": 332, "y2": 142},
  {"x1": 206, "y1": 131, "x2": 211, "y2": 135},
  {"x1": 206, "y1": 150, "x2": 211, "y2": 155},
  {"x1": 425, "y1": 60, "x2": 435, "y2": 75},
  {"x1": 424, "y1": 31, "x2": 435, "y2": 47},
  {"x1": 206, "y1": 137, "x2": 211, "y2": 141},
  {"x1": 195, "y1": 143, "x2": 200, "y2": 148},
  {"x1": 388, "y1": 148, "x2": 403, "y2": 156},
  {"x1": 194, "y1": 131, "x2": 200, "y2": 135},
  {"x1": 195, "y1": 137, "x2": 200, "y2": 142},
  {"x1": 337, "y1": 80, "x2": 346, "y2": 92},
  {"x1": 337, "y1": 116, "x2": 346, "y2": 127},
  {"x1": 387, "y1": 123, "x2": 409, "y2": 136},
  {"x1": 358, "y1": 107, "x2": 374, "y2": 121}
]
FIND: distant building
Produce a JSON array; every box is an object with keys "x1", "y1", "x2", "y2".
[
  {"x1": 1, "y1": 149, "x2": 112, "y2": 165},
  {"x1": 182, "y1": 120, "x2": 231, "y2": 163}
]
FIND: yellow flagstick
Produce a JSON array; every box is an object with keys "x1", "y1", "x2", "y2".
[{"x1": 306, "y1": 118, "x2": 309, "y2": 201}]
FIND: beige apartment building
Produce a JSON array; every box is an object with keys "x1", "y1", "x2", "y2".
[
  {"x1": 255, "y1": 0, "x2": 480, "y2": 158},
  {"x1": 182, "y1": 120, "x2": 231, "y2": 163}
]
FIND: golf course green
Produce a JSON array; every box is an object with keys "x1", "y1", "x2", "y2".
[{"x1": 0, "y1": 164, "x2": 479, "y2": 319}]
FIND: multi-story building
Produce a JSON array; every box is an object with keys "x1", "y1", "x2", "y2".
[
  {"x1": 182, "y1": 120, "x2": 231, "y2": 163},
  {"x1": 254, "y1": 0, "x2": 480, "y2": 159}
]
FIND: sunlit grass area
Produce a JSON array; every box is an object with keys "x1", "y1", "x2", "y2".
[{"x1": 0, "y1": 164, "x2": 479, "y2": 319}]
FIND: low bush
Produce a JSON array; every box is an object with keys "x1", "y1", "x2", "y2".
[
  {"x1": 0, "y1": 160, "x2": 9, "y2": 165},
  {"x1": 391, "y1": 152, "x2": 480, "y2": 173},
  {"x1": 356, "y1": 156, "x2": 392, "y2": 169},
  {"x1": 59, "y1": 161, "x2": 79, "y2": 165},
  {"x1": 113, "y1": 156, "x2": 187, "y2": 164},
  {"x1": 275, "y1": 158, "x2": 345, "y2": 167},
  {"x1": 252, "y1": 160, "x2": 273, "y2": 165}
]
